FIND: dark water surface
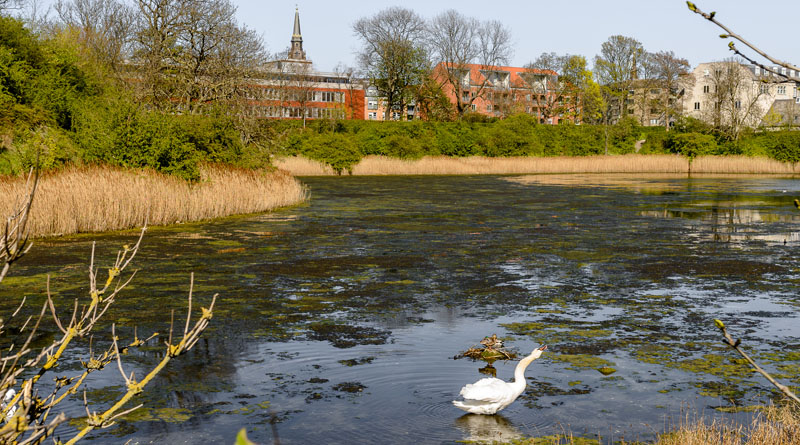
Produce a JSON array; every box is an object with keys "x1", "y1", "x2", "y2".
[{"x1": 2, "y1": 174, "x2": 800, "y2": 444}]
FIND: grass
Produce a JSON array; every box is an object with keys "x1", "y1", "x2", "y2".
[
  {"x1": 275, "y1": 155, "x2": 800, "y2": 176},
  {"x1": 0, "y1": 164, "x2": 308, "y2": 237}
]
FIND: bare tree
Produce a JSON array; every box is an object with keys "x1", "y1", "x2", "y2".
[
  {"x1": 525, "y1": 53, "x2": 588, "y2": 124},
  {"x1": 702, "y1": 60, "x2": 767, "y2": 140},
  {"x1": 426, "y1": 10, "x2": 513, "y2": 116},
  {"x1": 652, "y1": 50, "x2": 691, "y2": 131},
  {"x1": 333, "y1": 63, "x2": 361, "y2": 120},
  {"x1": 132, "y1": 0, "x2": 265, "y2": 110},
  {"x1": 55, "y1": 0, "x2": 135, "y2": 70},
  {"x1": 353, "y1": 6, "x2": 428, "y2": 120}
]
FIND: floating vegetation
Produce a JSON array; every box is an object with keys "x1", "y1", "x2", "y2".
[
  {"x1": 307, "y1": 322, "x2": 391, "y2": 348},
  {"x1": 332, "y1": 382, "x2": 367, "y2": 393},
  {"x1": 456, "y1": 334, "x2": 517, "y2": 362},
  {"x1": 338, "y1": 356, "x2": 375, "y2": 367}
]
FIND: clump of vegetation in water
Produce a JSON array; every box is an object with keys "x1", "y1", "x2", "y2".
[{"x1": 456, "y1": 334, "x2": 518, "y2": 362}]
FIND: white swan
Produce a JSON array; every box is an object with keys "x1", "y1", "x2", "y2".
[
  {"x1": 1, "y1": 388, "x2": 17, "y2": 420},
  {"x1": 453, "y1": 345, "x2": 547, "y2": 415}
]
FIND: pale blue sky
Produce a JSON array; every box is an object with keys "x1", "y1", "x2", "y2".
[{"x1": 237, "y1": 0, "x2": 798, "y2": 72}]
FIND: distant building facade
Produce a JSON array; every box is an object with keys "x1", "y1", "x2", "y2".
[
  {"x1": 683, "y1": 61, "x2": 799, "y2": 130},
  {"x1": 244, "y1": 8, "x2": 365, "y2": 121},
  {"x1": 432, "y1": 62, "x2": 578, "y2": 123}
]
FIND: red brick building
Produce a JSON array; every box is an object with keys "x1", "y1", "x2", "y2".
[
  {"x1": 245, "y1": 8, "x2": 365, "y2": 121},
  {"x1": 432, "y1": 62, "x2": 577, "y2": 123}
]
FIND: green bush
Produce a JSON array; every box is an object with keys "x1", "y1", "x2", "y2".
[
  {"x1": 303, "y1": 132, "x2": 361, "y2": 174},
  {"x1": 766, "y1": 132, "x2": 800, "y2": 164},
  {"x1": 664, "y1": 132, "x2": 717, "y2": 160}
]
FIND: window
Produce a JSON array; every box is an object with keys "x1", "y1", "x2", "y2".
[
  {"x1": 734, "y1": 100, "x2": 741, "y2": 109},
  {"x1": 703, "y1": 85, "x2": 710, "y2": 93},
  {"x1": 368, "y1": 100, "x2": 378, "y2": 110},
  {"x1": 627, "y1": 109, "x2": 634, "y2": 114},
  {"x1": 462, "y1": 92, "x2": 470, "y2": 102},
  {"x1": 368, "y1": 112, "x2": 377, "y2": 120},
  {"x1": 694, "y1": 102, "x2": 701, "y2": 110},
  {"x1": 650, "y1": 89, "x2": 661, "y2": 95},
  {"x1": 778, "y1": 85, "x2": 787, "y2": 95},
  {"x1": 471, "y1": 104, "x2": 476, "y2": 111},
  {"x1": 650, "y1": 119, "x2": 660, "y2": 125},
  {"x1": 486, "y1": 104, "x2": 492, "y2": 112},
  {"x1": 650, "y1": 108, "x2": 659, "y2": 114},
  {"x1": 760, "y1": 84, "x2": 770, "y2": 94}
]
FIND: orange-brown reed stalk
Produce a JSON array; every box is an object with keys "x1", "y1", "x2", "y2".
[
  {"x1": 275, "y1": 155, "x2": 800, "y2": 176},
  {"x1": 0, "y1": 164, "x2": 308, "y2": 237},
  {"x1": 653, "y1": 403, "x2": 800, "y2": 445}
]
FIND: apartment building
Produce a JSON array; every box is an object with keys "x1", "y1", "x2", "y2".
[
  {"x1": 431, "y1": 62, "x2": 577, "y2": 124},
  {"x1": 684, "y1": 61, "x2": 798, "y2": 129}
]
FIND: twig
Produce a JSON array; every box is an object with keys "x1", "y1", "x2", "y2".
[
  {"x1": 687, "y1": 2, "x2": 800, "y2": 83},
  {"x1": 713, "y1": 319, "x2": 800, "y2": 405}
]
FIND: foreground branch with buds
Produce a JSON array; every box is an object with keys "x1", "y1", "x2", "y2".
[
  {"x1": 0, "y1": 170, "x2": 217, "y2": 444},
  {"x1": 713, "y1": 319, "x2": 800, "y2": 405}
]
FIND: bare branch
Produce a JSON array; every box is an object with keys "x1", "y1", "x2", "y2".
[{"x1": 714, "y1": 319, "x2": 800, "y2": 405}]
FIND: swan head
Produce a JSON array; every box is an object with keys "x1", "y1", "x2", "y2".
[{"x1": 528, "y1": 345, "x2": 547, "y2": 360}]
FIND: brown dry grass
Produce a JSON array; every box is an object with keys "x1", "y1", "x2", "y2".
[
  {"x1": 653, "y1": 404, "x2": 800, "y2": 445},
  {"x1": 274, "y1": 154, "x2": 800, "y2": 176},
  {"x1": 0, "y1": 164, "x2": 308, "y2": 237}
]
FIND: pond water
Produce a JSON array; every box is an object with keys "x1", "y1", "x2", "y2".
[{"x1": 2, "y1": 174, "x2": 800, "y2": 444}]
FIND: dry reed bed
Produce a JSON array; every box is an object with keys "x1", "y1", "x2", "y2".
[
  {"x1": 275, "y1": 154, "x2": 800, "y2": 176},
  {"x1": 0, "y1": 165, "x2": 308, "y2": 237},
  {"x1": 653, "y1": 404, "x2": 800, "y2": 445}
]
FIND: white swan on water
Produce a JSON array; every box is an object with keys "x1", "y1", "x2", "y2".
[{"x1": 453, "y1": 345, "x2": 547, "y2": 415}]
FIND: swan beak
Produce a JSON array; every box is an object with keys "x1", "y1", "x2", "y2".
[{"x1": 537, "y1": 345, "x2": 548, "y2": 351}]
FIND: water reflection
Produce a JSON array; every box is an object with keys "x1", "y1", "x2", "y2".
[{"x1": 455, "y1": 413, "x2": 524, "y2": 443}]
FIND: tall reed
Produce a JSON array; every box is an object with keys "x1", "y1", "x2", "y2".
[
  {"x1": 275, "y1": 155, "x2": 800, "y2": 176},
  {"x1": 0, "y1": 164, "x2": 308, "y2": 237},
  {"x1": 654, "y1": 404, "x2": 800, "y2": 445}
]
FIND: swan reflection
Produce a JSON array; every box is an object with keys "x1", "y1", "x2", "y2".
[{"x1": 455, "y1": 413, "x2": 524, "y2": 443}]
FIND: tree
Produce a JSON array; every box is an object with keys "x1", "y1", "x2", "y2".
[
  {"x1": 594, "y1": 35, "x2": 644, "y2": 124},
  {"x1": 133, "y1": 0, "x2": 265, "y2": 111},
  {"x1": 54, "y1": 0, "x2": 135, "y2": 70},
  {"x1": 651, "y1": 50, "x2": 691, "y2": 131},
  {"x1": 525, "y1": 53, "x2": 594, "y2": 124},
  {"x1": 426, "y1": 10, "x2": 513, "y2": 117},
  {"x1": 353, "y1": 6, "x2": 427, "y2": 121},
  {"x1": 702, "y1": 59, "x2": 767, "y2": 140}
]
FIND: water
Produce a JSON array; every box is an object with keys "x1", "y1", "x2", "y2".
[{"x1": 1, "y1": 174, "x2": 799, "y2": 444}]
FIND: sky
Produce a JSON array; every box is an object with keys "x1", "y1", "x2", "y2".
[{"x1": 234, "y1": 0, "x2": 799, "y2": 73}]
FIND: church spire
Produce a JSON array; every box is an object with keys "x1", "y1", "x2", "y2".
[{"x1": 288, "y1": 7, "x2": 306, "y2": 61}]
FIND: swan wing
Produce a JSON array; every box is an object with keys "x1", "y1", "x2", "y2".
[{"x1": 459, "y1": 377, "x2": 514, "y2": 403}]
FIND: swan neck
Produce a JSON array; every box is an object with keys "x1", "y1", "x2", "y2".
[{"x1": 513, "y1": 354, "x2": 536, "y2": 386}]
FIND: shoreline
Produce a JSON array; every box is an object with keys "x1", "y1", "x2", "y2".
[
  {"x1": 0, "y1": 164, "x2": 308, "y2": 238},
  {"x1": 275, "y1": 154, "x2": 800, "y2": 176}
]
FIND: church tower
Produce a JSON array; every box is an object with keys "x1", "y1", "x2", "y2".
[{"x1": 288, "y1": 7, "x2": 306, "y2": 61}]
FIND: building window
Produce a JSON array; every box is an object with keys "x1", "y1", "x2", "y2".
[
  {"x1": 760, "y1": 84, "x2": 770, "y2": 94},
  {"x1": 777, "y1": 85, "x2": 787, "y2": 95},
  {"x1": 462, "y1": 92, "x2": 469, "y2": 102},
  {"x1": 368, "y1": 112, "x2": 377, "y2": 120},
  {"x1": 650, "y1": 89, "x2": 661, "y2": 95},
  {"x1": 368, "y1": 100, "x2": 378, "y2": 110},
  {"x1": 486, "y1": 104, "x2": 492, "y2": 112},
  {"x1": 734, "y1": 100, "x2": 741, "y2": 109},
  {"x1": 627, "y1": 109, "x2": 634, "y2": 114},
  {"x1": 703, "y1": 85, "x2": 710, "y2": 93},
  {"x1": 694, "y1": 102, "x2": 700, "y2": 110},
  {"x1": 471, "y1": 104, "x2": 476, "y2": 111},
  {"x1": 650, "y1": 119, "x2": 660, "y2": 125}
]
